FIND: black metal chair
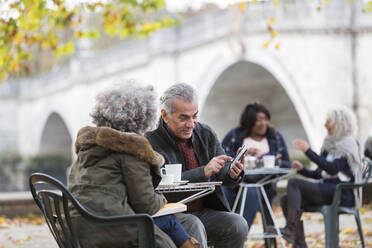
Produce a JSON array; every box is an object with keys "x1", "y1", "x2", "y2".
[
  {"x1": 303, "y1": 157, "x2": 372, "y2": 248},
  {"x1": 29, "y1": 172, "x2": 156, "y2": 248}
]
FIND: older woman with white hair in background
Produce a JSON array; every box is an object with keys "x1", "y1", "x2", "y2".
[
  {"x1": 68, "y1": 80, "x2": 199, "y2": 248},
  {"x1": 279, "y1": 106, "x2": 362, "y2": 248}
]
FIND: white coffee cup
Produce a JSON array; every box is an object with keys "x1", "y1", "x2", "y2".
[
  {"x1": 263, "y1": 155, "x2": 275, "y2": 169},
  {"x1": 160, "y1": 170, "x2": 174, "y2": 185},
  {"x1": 164, "y1": 164, "x2": 182, "y2": 182},
  {"x1": 245, "y1": 156, "x2": 257, "y2": 169}
]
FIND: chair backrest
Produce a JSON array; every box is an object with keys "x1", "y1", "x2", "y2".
[
  {"x1": 361, "y1": 157, "x2": 372, "y2": 183},
  {"x1": 29, "y1": 173, "x2": 82, "y2": 248},
  {"x1": 29, "y1": 173, "x2": 156, "y2": 248}
]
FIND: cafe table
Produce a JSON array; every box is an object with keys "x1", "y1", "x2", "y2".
[
  {"x1": 232, "y1": 167, "x2": 296, "y2": 248},
  {"x1": 155, "y1": 181, "x2": 222, "y2": 204}
]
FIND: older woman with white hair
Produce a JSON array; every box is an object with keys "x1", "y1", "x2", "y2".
[
  {"x1": 279, "y1": 106, "x2": 362, "y2": 248},
  {"x1": 68, "y1": 80, "x2": 199, "y2": 248}
]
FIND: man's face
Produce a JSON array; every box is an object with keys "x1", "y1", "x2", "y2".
[{"x1": 161, "y1": 98, "x2": 198, "y2": 140}]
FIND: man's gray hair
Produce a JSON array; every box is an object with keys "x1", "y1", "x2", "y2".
[
  {"x1": 160, "y1": 83, "x2": 198, "y2": 114},
  {"x1": 326, "y1": 106, "x2": 358, "y2": 139},
  {"x1": 90, "y1": 79, "x2": 158, "y2": 134}
]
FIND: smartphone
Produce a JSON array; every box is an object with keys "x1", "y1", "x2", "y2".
[{"x1": 228, "y1": 144, "x2": 248, "y2": 172}]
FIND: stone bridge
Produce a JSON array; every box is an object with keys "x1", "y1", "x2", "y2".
[{"x1": 1, "y1": 0, "x2": 372, "y2": 160}]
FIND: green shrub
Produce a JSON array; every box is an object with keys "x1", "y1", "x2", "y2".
[
  {"x1": 24, "y1": 153, "x2": 72, "y2": 184},
  {"x1": 0, "y1": 152, "x2": 23, "y2": 191},
  {"x1": 0, "y1": 152, "x2": 22, "y2": 165}
]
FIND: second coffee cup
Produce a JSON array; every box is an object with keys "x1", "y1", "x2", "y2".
[{"x1": 263, "y1": 155, "x2": 275, "y2": 169}]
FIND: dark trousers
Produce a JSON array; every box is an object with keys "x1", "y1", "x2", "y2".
[{"x1": 281, "y1": 177, "x2": 330, "y2": 218}]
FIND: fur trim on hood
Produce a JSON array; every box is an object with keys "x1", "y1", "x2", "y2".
[{"x1": 75, "y1": 126, "x2": 164, "y2": 167}]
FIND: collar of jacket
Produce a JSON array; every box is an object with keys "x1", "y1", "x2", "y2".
[
  {"x1": 157, "y1": 118, "x2": 207, "y2": 151},
  {"x1": 75, "y1": 126, "x2": 165, "y2": 167}
]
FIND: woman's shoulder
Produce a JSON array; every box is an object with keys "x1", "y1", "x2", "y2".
[{"x1": 224, "y1": 127, "x2": 240, "y2": 138}]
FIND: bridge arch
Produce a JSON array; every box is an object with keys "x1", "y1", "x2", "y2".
[
  {"x1": 38, "y1": 111, "x2": 73, "y2": 157},
  {"x1": 199, "y1": 50, "x2": 315, "y2": 154}
]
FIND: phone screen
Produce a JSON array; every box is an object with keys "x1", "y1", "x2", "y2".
[{"x1": 228, "y1": 145, "x2": 248, "y2": 172}]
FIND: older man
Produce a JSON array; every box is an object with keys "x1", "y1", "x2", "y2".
[{"x1": 146, "y1": 83, "x2": 248, "y2": 248}]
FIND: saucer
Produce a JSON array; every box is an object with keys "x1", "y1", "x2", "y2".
[
  {"x1": 158, "y1": 180, "x2": 189, "y2": 187},
  {"x1": 174, "y1": 180, "x2": 189, "y2": 185}
]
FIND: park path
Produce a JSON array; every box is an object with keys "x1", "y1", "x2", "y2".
[{"x1": 1, "y1": 204, "x2": 372, "y2": 248}]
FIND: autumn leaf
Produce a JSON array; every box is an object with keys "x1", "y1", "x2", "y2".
[
  {"x1": 268, "y1": 17, "x2": 276, "y2": 25},
  {"x1": 364, "y1": 218, "x2": 372, "y2": 224},
  {"x1": 55, "y1": 41, "x2": 74, "y2": 57},
  {"x1": 238, "y1": 2, "x2": 247, "y2": 13},
  {"x1": 262, "y1": 41, "x2": 270, "y2": 48},
  {"x1": 275, "y1": 42, "x2": 280, "y2": 50},
  {"x1": 272, "y1": 0, "x2": 280, "y2": 7},
  {"x1": 341, "y1": 227, "x2": 354, "y2": 235},
  {"x1": 271, "y1": 30, "x2": 278, "y2": 38}
]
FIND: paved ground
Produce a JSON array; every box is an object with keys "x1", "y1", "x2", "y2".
[{"x1": 1, "y1": 204, "x2": 372, "y2": 248}]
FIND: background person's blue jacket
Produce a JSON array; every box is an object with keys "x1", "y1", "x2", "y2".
[{"x1": 222, "y1": 127, "x2": 291, "y2": 168}]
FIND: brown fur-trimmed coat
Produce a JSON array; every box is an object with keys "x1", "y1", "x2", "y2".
[{"x1": 68, "y1": 126, "x2": 176, "y2": 248}]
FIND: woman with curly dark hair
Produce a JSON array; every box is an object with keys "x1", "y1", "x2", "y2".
[{"x1": 222, "y1": 102, "x2": 291, "y2": 235}]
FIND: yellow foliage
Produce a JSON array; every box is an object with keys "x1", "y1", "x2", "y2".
[
  {"x1": 341, "y1": 227, "x2": 354, "y2": 235},
  {"x1": 120, "y1": 28, "x2": 129, "y2": 38},
  {"x1": 0, "y1": 0, "x2": 177, "y2": 82},
  {"x1": 273, "y1": 0, "x2": 280, "y2": 7},
  {"x1": 364, "y1": 218, "x2": 372, "y2": 224},
  {"x1": 271, "y1": 30, "x2": 278, "y2": 38},
  {"x1": 360, "y1": 207, "x2": 366, "y2": 214},
  {"x1": 238, "y1": 2, "x2": 247, "y2": 13},
  {"x1": 13, "y1": 31, "x2": 24, "y2": 45},
  {"x1": 262, "y1": 41, "x2": 270, "y2": 48},
  {"x1": 55, "y1": 41, "x2": 74, "y2": 58},
  {"x1": 268, "y1": 17, "x2": 276, "y2": 25},
  {"x1": 10, "y1": 60, "x2": 20, "y2": 72},
  {"x1": 275, "y1": 42, "x2": 280, "y2": 50},
  {"x1": 0, "y1": 217, "x2": 6, "y2": 224}
]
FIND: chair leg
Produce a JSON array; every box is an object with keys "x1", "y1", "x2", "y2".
[
  {"x1": 322, "y1": 208, "x2": 339, "y2": 248},
  {"x1": 354, "y1": 212, "x2": 365, "y2": 248}
]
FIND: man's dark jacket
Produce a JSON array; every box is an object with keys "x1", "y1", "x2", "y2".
[{"x1": 145, "y1": 119, "x2": 241, "y2": 211}]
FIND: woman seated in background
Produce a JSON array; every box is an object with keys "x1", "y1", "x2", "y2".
[
  {"x1": 280, "y1": 106, "x2": 362, "y2": 248},
  {"x1": 68, "y1": 80, "x2": 199, "y2": 248},
  {"x1": 221, "y1": 102, "x2": 291, "y2": 232}
]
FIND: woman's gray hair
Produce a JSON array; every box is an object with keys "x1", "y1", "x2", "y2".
[
  {"x1": 160, "y1": 83, "x2": 198, "y2": 115},
  {"x1": 326, "y1": 106, "x2": 358, "y2": 139},
  {"x1": 90, "y1": 80, "x2": 158, "y2": 134}
]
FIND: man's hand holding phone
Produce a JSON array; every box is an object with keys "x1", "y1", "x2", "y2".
[{"x1": 228, "y1": 145, "x2": 247, "y2": 179}]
